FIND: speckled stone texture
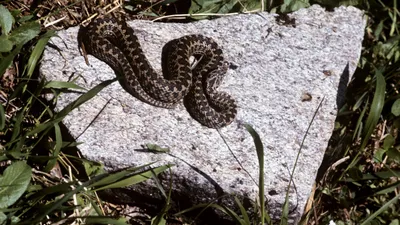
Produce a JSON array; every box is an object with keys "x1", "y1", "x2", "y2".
[{"x1": 40, "y1": 5, "x2": 365, "y2": 222}]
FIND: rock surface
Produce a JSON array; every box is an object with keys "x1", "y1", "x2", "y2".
[{"x1": 40, "y1": 5, "x2": 365, "y2": 222}]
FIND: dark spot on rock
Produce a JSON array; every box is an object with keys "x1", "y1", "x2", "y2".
[{"x1": 269, "y1": 190, "x2": 278, "y2": 195}]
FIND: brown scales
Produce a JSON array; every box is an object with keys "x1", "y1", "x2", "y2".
[{"x1": 78, "y1": 15, "x2": 237, "y2": 128}]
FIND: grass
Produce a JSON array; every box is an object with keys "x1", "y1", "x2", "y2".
[{"x1": 0, "y1": 0, "x2": 400, "y2": 224}]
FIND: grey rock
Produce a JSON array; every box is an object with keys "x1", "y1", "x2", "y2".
[{"x1": 40, "y1": 4, "x2": 365, "y2": 222}]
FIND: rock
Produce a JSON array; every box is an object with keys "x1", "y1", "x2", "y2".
[{"x1": 40, "y1": 4, "x2": 365, "y2": 223}]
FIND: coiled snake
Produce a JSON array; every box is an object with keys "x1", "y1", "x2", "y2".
[{"x1": 78, "y1": 16, "x2": 237, "y2": 128}]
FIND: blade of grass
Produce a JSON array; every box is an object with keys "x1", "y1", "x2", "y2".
[
  {"x1": 26, "y1": 78, "x2": 116, "y2": 137},
  {"x1": 26, "y1": 30, "x2": 56, "y2": 78},
  {"x1": 346, "y1": 70, "x2": 386, "y2": 172},
  {"x1": 244, "y1": 124, "x2": 265, "y2": 224},
  {"x1": 10, "y1": 110, "x2": 24, "y2": 143},
  {"x1": 218, "y1": 205, "x2": 246, "y2": 225},
  {"x1": 374, "y1": 180, "x2": 400, "y2": 195},
  {"x1": 353, "y1": 97, "x2": 369, "y2": 141},
  {"x1": 352, "y1": 91, "x2": 368, "y2": 111},
  {"x1": 361, "y1": 70, "x2": 386, "y2": 150},
  {"x1": 88, "y1": 197, "x2": 104, "y2": 216},
  {"x1": 27, "y1": 182, "x2": 77, "y2": 203},
  {"x1": 44, "y1": 81, "x2": 86, "y2": 90},
  {"x1": 43, "y1": 122, "x2": 62, "y2": 172},
  {"x1": 360, "y1": 192, "x2": 400, "y2": 225},
  {"x1": 93, "y1": 165, "x2": 172, "y2": 191},
  {"x1": 150, "y1": 167, "x2": 168, "y2": 199},
  {"x1": 173, "y1": 195, "x2": 228, "y2": 217},
  {"x1": 280, "y1": 97, "x2": 325, "y2": 225},
  {"x1": 151, "y1": 167, "x2": 173, "y2": 225},
  {"x1": 179, "y1": 202, "x2": 246, "y2": 225},
  {"x1": 234, "y1": 196, "x2": 250, "y2": 225},
  {"x1": 389, "y1": 0, "x2": 397, "y2": 36},
  {"x1": 88, "y1": 162, "x2": 155, "y2": 189},
  {"x1": 31, "y1": 175, "x2": 107, "y2": 222}
]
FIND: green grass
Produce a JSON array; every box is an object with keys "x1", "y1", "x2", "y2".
[{"x1": 1, "y1": 0, "x2": 400, "y2": 224}]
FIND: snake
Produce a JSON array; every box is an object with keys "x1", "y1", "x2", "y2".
[{"x1": 78, "y1": 15, "x2": 237, "y2": 128}]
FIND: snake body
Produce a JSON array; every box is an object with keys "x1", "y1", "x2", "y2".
[{"x1": 78, "y1": 16, "x2": 237, "y2": 128}]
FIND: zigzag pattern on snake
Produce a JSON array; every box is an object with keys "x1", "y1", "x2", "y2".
[{"x1": 78, "y1": 16, "x2": 237, "y2": 128}]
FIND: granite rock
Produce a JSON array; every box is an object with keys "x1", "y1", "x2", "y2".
[{"x1": 40, "y1": 5, "x2": 365, "y2": 222}]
